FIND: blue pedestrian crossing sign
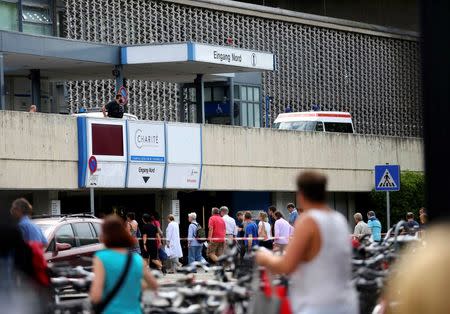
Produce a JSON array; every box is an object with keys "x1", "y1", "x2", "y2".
[{"x1": 375, "y1": 165, "x2": 400, "y2": 191}]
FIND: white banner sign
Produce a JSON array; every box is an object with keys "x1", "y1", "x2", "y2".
[
  {"x1": 194, "y1": 43, "x2": 274, "y2": 71},
  {"x1": 126, "y1": 163, "x2": 165, "y2": 188},
  {"x1": 166, "y1": 123, "x2": 201, "y2": 164},
  {"x1": 127, "y1": 121, "x2": 165, "y2": 162},
  {"x1": 165, "y1": 164, "x2": 201, "y2": 189},
  {"x1": 172, "y1": 200, "x2": 180, "y2": 223},
  {"x1": 86, "y1": 161, "x2": 126, "y2": 188},
  {"x1": 51, "y1": 200, "x2": 61, "y2": 216}
]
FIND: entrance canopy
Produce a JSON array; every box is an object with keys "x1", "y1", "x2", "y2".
[
  {"x1": 122, "y1": 42, "x2": 275, "y2": 82},
  {"x1": 0, "y1": 31, "x2": 275, "y2": 82},
  {"x1": 0, "y1": 30, "x2": 119, "y2": 81}
]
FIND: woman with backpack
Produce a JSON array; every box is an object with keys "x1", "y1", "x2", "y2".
[{"x1": 187, "y1": 212, "x2": 204, "y2": 267}]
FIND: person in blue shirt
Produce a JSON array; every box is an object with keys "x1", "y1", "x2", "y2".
[
  {"x1": 187, "y1": 212, "x2": 204, "y2": 267},
  {"x1": 287, "y1": 203, "x2": 299, "y2": 226},
  {"x1": 367, "y1": 211, "x2": 382, "y2": 242},
  {"x1": 244, "y1": 212, "x2": 259, "y2": 253},
  {"x1": 10, "y1": 198, "x2": 47, "y2": 245},
  {"x1": 406, "y1": 212, "x2": 420, "y2": 230}
]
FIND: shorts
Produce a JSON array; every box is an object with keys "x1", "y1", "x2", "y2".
[
  {"x1": 207, "y1": 242, "x2": 225, "y2": 257},
  {"x1": 141, "y1": 242, "x2": 157, "y2": 261}
]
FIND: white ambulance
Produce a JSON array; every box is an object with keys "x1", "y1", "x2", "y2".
[{"x1": 273, "y1": 111, "x2": 355, "y2": 133}]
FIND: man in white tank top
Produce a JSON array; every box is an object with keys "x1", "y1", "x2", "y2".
[{"x1": 256, "y1": 171, "x2": 358, "y2": 314}]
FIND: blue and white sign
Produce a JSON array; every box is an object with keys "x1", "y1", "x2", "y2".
[
  {"x1": 126, "y1": 121, "x2": 166, "y2": 188},
  {"x1": 78, "y1": 118, "x2": 203, "y2": 190},
  {"x1": 375, "y1": 165, "x2": 400, "y2": 191}
]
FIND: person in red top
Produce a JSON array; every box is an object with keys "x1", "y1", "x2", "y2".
[{"x1": 207, "y1": 207, "x2": 226, "y2": 263}]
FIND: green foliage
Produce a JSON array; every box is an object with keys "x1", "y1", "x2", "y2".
[{"x1": 370, "y1": 171, "x2": 425, "y2": 231}]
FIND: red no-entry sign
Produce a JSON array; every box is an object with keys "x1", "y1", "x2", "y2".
[{"x1": 88, "y1": 156, "x2": 97, "y2": 173}]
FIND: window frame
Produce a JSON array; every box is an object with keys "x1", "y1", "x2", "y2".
[{"x1": 235, "y1": 84, "x2": 262, "y2": 128}]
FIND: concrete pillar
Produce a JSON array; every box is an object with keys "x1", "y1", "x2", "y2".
[
  {"x1": 194, "y1": 74, "x2": 205, "y2": 123},
  {"x1": 347, "y1": 192, "x2": 356, "y2": 223},
  {"x1": 157, "y1": 190, "x2": 178, "y2": 232},
  {"x1": 273, "y1": 191, "x2": 295, "y2": 218},
  {"x1": 0, "y1": 54, "x2": 4, "y2": 110},
  {"x1": 30, "y1": 69, "x2": 41, "y2": 111},
  {"x1": 32, "y1": 190, "x2": 59, "y2": 215}
]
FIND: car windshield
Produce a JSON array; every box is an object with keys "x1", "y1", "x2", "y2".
[{"x1": 273, "y1": 121, "x2": 317, "y2": 131}]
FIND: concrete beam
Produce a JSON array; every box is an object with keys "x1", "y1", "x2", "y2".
[{"x1": 0, "y1": 111, "x2": 423, "y2": 192}]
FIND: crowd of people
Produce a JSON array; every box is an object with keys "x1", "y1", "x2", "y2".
[
  {"x1": 352, "y1": 208, "x2": 427, "y2": 241},
  {"x1": 183, "y1": 204, "x2": 299, "y2": 266},
  {"x1": 1, "y1": 172, "x2": 448, "y2": 314}
]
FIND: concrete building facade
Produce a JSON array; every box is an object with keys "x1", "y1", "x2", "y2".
[
  {"x1": 0, "y1": 0, "x2": 424, "y2": 227},
  {"x1": 0, "y1": 111, "x2": 423, "y2": 221}
]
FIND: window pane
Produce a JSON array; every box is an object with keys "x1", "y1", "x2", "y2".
[
  {"x1": 73, "y1": 223, "x2": 96, "y2": 246},
  {"x1": 324, "y1": 122, "x2": 354, "y2": 133},
  {"x1": 241, "y1": 86, "x2": 247, "y2": 101},
  {"x1": 254, "y1": 103, "x2": 261, "y2": 127},
  {"x1": 0, "y1": 1, "x2": 18, "y2": 31},
  {"x1": 55, "y1": 224, "x2": 76, "y2": 247},
  {"x1": 276, "y1": 121, "x2": 316, "y2": 131},
  {"x1": 92, "y1": 223, "x2": 102, "y2": 237},
  {"x1": 22, "y1": 6, "x2": 52, "y2": 24},
  {"x1": 234, "y1": 101, "x2": 240, "y2": 125},
  {"x1": 23, "y1": 22, "x2": 52, "y2": 35},
  {"x1": 248, "y1": 102, "x2": 254, "y2": 127},
  {"x1": 241, "y1": 103, "x2": 248, "y2": 127},
  {"x1": 234, "y1": 85, "x2": 240, "y2": 100},
  {"x1": 247, "y1": 87, "x2": 254, "y2": 102},
  {"x1": 213, "y1": 87, "x2": 225, "y2": 102},
  {"x1": 22, "y1": 5, "x2": 52, "y2": 36},
  {"x1": 204, "y1": 87, "x2": 212, "y2": 102},
  {"x1": 315, "y1": 122, "x2": 324, "y2": 132},
  {"x1": 254, "y1": 88, "x2": 260, "y2": 102}
]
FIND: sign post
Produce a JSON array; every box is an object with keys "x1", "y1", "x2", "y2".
[
  {"x1": 375, "y1": 164, "x2": 400, "y2": 231},
  {"x1": 51, "y1": 200, "x2": 61, "y2": 216},
  {"x1": 90, "y1": 188, "x2": 95, "y2": 215},
  {"x1": 88, "y1": 155, "x2": 97, "y2": 215}
]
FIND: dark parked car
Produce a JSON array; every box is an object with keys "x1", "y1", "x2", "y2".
[{"x1": 33, "y1": 214, "x2": 104, "y2": 266}]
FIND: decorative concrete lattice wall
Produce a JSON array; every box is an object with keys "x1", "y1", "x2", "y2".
[{"x1": 65, "y1": 0, "x2": 422, "y2": 137}]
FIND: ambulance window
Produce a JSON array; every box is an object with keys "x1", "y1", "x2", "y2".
[{"x1": 324, "y1": 122, "x2": 354, "y2": 133}]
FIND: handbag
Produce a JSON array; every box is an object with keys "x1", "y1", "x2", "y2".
[
  {"x1": 248, "y1": 268, "x2": 281, "y2": 314},
  {"x1": 158, "y1": 247, "x2": 168, "y2": 261},
  {"x1": 249, "y1": 291, "x2": 281, "y2": 314},
  {"x1": 92, "y1": 253, "x2": 133, "y2": 314}
]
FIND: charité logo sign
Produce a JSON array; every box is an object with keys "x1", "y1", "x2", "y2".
[{"x1": 135, "y1": 129, "x2": 160, "y2": 149}]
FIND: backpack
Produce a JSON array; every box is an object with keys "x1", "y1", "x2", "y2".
[{"x1": 193, "y1": 222, "x2": 206, "y2": 243}]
